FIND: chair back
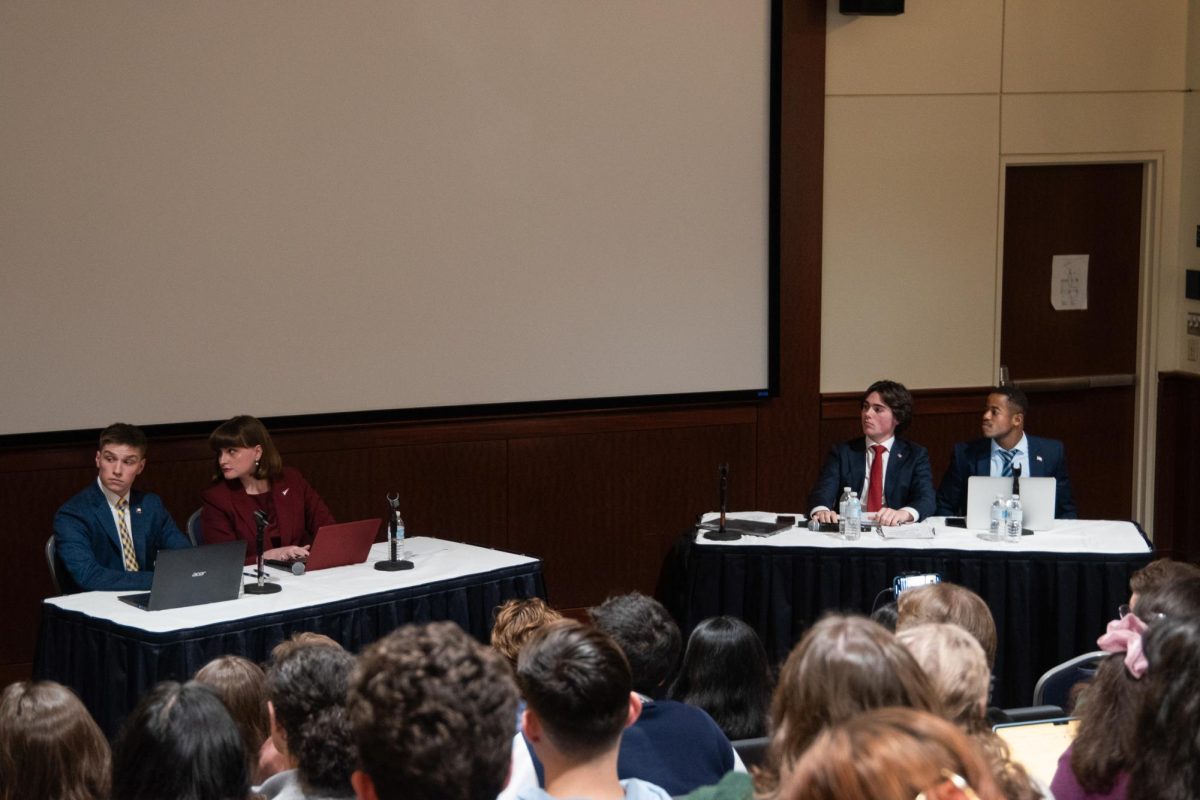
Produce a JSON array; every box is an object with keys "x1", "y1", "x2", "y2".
[
  {"x1": 1033, "y1": 651, "x2": 1105, "y2": 711},
  {"x1": 731, "y1": 736, "x2": 770, "y2": 769},
  {"x1": 186, "y1": 508, "x2": 203, "y2": 546},
  {"x1": 45, "y1": 535, "x2": 63, "y2": 595}
]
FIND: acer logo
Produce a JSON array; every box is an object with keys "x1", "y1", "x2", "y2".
[{"x1": 191, "y1": 571, "x2": 207, "y2": 578}]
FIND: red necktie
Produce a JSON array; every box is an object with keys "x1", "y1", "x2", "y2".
[{"x1": 867, "y1": 444, "x2": 886, "y2": 512}]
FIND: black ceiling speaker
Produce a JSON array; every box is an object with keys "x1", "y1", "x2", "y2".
[{"x1": 839, "y1": 0, "x2": 905, "y2": 15}]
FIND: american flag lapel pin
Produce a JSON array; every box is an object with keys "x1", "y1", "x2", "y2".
[{"x1": 135, "y1": 507, "x2": 143, "y2": 514}]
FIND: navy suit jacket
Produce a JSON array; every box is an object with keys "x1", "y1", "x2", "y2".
[
  {"x1": 807, "y1": 437, "x2": 936, "y2": 521},
  {"x1": 935, "y1": 435, "x2": 1078, "y2": 519},
  {"x1": 54, "y1": 481, "x2": 191, "y2": 592}
]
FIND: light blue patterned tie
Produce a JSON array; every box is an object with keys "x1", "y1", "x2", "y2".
[{"x1": 998, "y1": 448, "x2": 1019, "y2": 477}]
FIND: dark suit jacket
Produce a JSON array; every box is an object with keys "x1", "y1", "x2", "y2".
[
  {"x1": 935, "y1": 435, "x2": 1078, "y2": 519},
  {"x1": 807, "y1": 438, "x2": 936, "y2": 521},
  {"x1": 201, "y1": 466, "x2": 335, "y2": 564},
  {"x1": 54, "y1": 481, "x2": 191, "y2": 592}
]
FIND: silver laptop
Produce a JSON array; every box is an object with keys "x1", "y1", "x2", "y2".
[
  {"x1": 118, "y1": 541, "x2": 246, "y2": 611},
  {"x1": 965, "y1": 476, "x2": 1057, "y2": 531}
]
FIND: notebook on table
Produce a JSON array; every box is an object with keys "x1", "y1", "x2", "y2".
[
  {"x1": 993, "y1": 717, "x2": 1079, "y2": 786},
  {"x1": 966, "y1": 476, "x2": 1057, "y2": 531},
  {"x1": 264, "y1": 518, "x2": 381, "y2": 572},
  {"x1": 118, "y1": 541, "x2": 246, "y2": 611}
]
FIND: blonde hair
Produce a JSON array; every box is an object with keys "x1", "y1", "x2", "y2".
[
  {"x1": 897, "y1": 623, "x2": 989, "y2": 730},
  {"x1": 897, "y1": 583, "x2": 997, "y2": 668}
]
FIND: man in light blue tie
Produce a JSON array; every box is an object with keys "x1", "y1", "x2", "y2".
[{"x1": 935, "y1": 386, "x2": 1078, "y2": 519}]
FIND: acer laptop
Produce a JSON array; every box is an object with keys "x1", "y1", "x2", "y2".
[
  {"x1": 118, "y1": 541, "x2": 246, "y2": 611},
  {"x1": 965, "y1": 476, "x2": 1057, "y2": 531},
  {"x1": 265, "y1": 518, "x2": 381, "y2": 572}
]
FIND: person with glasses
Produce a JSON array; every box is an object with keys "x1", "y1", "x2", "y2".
[{"x1": 781, "y1": 707, "x2": 1003, "y2": 800}]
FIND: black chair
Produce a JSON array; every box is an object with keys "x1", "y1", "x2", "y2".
[
  {"x1": 998, "y1": 704, "x2": 1067, "y2": 724},
  {"x1": 731, "y1": 736, "x2": 769, "y2": 768},
  {"x1": 185, "y1": 508, "x2": 203, "y2": 546},
  {"x1": 45, "y1": 534, "x2": 62, "y2": 595},
  {"x1": 1033, "y1": 651, "x2": 1106, "y2": 711}
]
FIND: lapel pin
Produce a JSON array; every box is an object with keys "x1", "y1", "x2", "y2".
[
  {"x1": 135, "y1": 507, "x2": 143, "y2": 514},
  {"x1": 1036, "y1": 455, "x2": 1044, "y2": 462},
  {"x1": 282, "y1": 488, "x2": 290, "y2": 496}
]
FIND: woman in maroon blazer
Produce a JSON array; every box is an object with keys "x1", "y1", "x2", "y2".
[{"x1": 201, "y1": 415, "x2": 334, "y2": 565}]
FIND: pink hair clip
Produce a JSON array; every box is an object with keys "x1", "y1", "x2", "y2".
[{"x1": 1097, "y1": 612, "x2": 1149, "y2": 679}]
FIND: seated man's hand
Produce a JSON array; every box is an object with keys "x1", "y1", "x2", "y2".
[
  {"x1": 811, "y1": 509, "x2": 839, "y2": 524},
  {"x1": 877, "y1": 507, "x2": 914, "y2": 527}
]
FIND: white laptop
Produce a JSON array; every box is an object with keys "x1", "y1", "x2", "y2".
[{"x1": 965, "y1": 476, "x2": 1057, "y2": 532}]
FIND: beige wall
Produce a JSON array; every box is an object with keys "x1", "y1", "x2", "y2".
[{"x1": 821, "y1": 0, "x2": 1198, "y2": 392}]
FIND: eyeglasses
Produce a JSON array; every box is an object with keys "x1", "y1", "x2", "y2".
[
  {"x1": 1118, "y1": 604, "x2": 1132, "y2": 619},
  {"x1": 915, "y1": 770, "x2": 981, "y2": 800}
]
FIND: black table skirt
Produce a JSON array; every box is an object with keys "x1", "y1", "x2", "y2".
[
  {"x1": 34, "y1": 562, "x2": 544, "y2": 738},
  {"x1": 666, "y1": 530, "x2": 1153, "y2": 708}
]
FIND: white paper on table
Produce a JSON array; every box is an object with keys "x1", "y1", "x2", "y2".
[
  {"x1": 1050, "y1": 254, "x2": 1088, "y2": 310},
  {"x1": 880, "y1": 523, "x2": 935, "y2": 539}
]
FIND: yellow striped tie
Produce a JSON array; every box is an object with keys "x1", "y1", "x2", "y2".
[{"x1": 116, "y1": 497, "x2": 139, "y2": 572}]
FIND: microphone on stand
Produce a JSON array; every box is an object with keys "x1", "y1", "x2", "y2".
[
  {"x1": 375, "y1": 492, "x2": 414, "y2": 571},
  {"x1": 245, "y1": 509, "x2": 282, "y2": 594},
  {"x1": 1011, "y1": 463, "x2": 1021, "y2": 498},
  {"x1": 703, "y1": 463, "x2": 739, "y2": 541}
]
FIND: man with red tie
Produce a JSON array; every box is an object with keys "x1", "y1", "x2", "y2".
[{"x1": 807, "y1": 380, "x2": 935, "y2": 526}]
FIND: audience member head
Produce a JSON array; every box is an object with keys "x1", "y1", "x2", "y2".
[
  {"x1": 589, "y1": 591, "x2": 682, "y2": 698},
  {"x1": 269, "y1": 631, "x2": 343, "y2": 665},
  {"x1": 193, "y1": 656, "x2": 271, "y2": 780},
  {"x1": 347, "y1": 621, "x2": 518, "y2": 800},
  {"x1": 1128, "y1": 616, "x2": 1200, "y2": 800},
  {"x1": 208, "y1": 415, "x2": 283, "y2": 482},
  {"x1": 491, "y1": 597, "x2": 564, "y2": 670},
  {"x1": 517, "y1": 620, "x2": 636, "y2": 763},
  {"x1": 1070, "y1": 574, "x2": 1200, "y2": 794},
  {"x1": 1128, "y1": 558, "x2": 1200, "y2": 612},
  {"x1": 668, "y1": 615, "x2": 773, "y2": 740},
  {"x1": 781, "y1": 708, "x2": 1005, "y2": 800},
  {"x1": 871, "y1": 600, "x2": 899, "y2": 632},
  {"x1": 0, "y1": 681, "x2": 109, "y2": 800},
  {"x1": 897, "y1": 623, "x2": 988, "y2": 731},
  {"x1": 267, "y1": 643, "x2": 356, "y2": 797},
  {"x1": 862, "y1": 379, "x2": 913, "y2": 435},
  {"x1": 897, "y1": 582, "x2": 998, "y2": 669},
  {"x1": 759, "y1": 614, "x2": 940, "y2": 795},
  {"x1": 111, "y1": 680, "x2": 248, "y2": 800}
]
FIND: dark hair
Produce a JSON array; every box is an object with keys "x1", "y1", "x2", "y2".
[
  {"x1": 193, "y1": 656, "x2": 271, "y2": 781},
  {"x1": 863, "y1": 380, "x2": 913, "y2": 433},
  {"x1": 98, "y1": 422, "x2": 148, "y2": 456},
  {"x1": 1129, "y1": 617, "x2": 1200, "y2": 800},
  {"x1": 268, "y1": 644, "x2": 356, "y2": 797},
  {"x1": 491, "y1": 597, "x2": 564, "y2": 669},
  {"x1": 989, "y1": 385, "x2": 1030, "y2": 416},
  {"x1": 1129, "y1": 558, "x2": 1200, "y2": 603},
  {"x1": 348, "y1": 621, "x2": 518, "y2": 800},
  {"x1": 0, "y1": 681, "x2": 110, "y2": 800},
  {"x1": 870, "y1": 601, "x2": 899, "y2": 632},
  {"x1": 758, "y1": 614, "x2": 940, "y2": 796},
  {"x1": 781, "y1": 708, "x2": 1005, "y2": 800},
  {"x1": 668, "y1": 616, "x2": 773, "y2": 740},
  {"x1": 1070, "y1": 575, "x2": 1200, "y2": 793},
  {"x1": 896, "y1": 582, "x2": 998, "y2": 668},
  {"x1": 516, "y1": 620, "x2": 632, "y2": 759},
  {"x1": 589, "y1": 592, "x2": 682, "y2": 697},
  {"x1": 111, "y1": 681, "x2": 249, "y2": 800},
  {"x1": 208, "y1": 415, "x2": 284, "y2": 482}
]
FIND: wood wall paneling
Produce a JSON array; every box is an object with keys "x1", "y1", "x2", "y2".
[{"x1": 1153, "y1": 373, "x2": 1200, "y2": 559}]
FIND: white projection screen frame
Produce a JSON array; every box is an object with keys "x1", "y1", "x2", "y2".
[{"x1": 1, "y1": 1, "x2": 775, "y2": 436}]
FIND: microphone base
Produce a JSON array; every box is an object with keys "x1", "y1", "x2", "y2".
[
  {"x1": 244, "y1": 581, "x2": 282, "y2": 594},
  {"x1": 375, "y1": 559, "x2": 415, "y2": 571},
  {"x1": 702, "y1": 529, "x2": 741, "y2": 541}
]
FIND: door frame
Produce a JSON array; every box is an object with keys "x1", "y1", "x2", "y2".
[{"x1": 995, "y1": 153, "x2": 1162, "y2": 531}]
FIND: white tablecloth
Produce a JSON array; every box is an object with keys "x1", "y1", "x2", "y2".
[
  {"x1": 695, "y1": 512, "x2": 1150, "y2": 555},
  {"x1": 43, "y1": 537, "x2": 538, "y2": 634}
]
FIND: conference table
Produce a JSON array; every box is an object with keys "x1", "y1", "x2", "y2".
[
  {"x1": 34, "y1": 537, "x2": 544, "y2": 737},
  {"x1": 671, "y1": 513, "x2": 1153, "y2": 708}
]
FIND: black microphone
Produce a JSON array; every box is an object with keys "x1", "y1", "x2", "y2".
[
  {"x1": 1011, "y1": 463, "x2": 1022, "y2": 498},
  {"x1": 245, "y1": 509, "x2": 282, "y2": 594}
]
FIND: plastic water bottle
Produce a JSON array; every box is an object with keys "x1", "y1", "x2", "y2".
[
  {"x1": 1006, "y1": 495, "x2": 1023, "y2": 543},
  {"x1": 394, "y1": 508, "x2": 407, "y2": 557},
  {"x1": 844, "y1": 492, "x2": 862, "y2": 541},
  {"x1": 837, "y1": 486, "x2": 852, "y2": 536},
  {"x1": 989, "y1": 495, "x2": 1006, "y2": 541}
]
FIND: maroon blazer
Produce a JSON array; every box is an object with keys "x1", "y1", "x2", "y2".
[{"x1": 201, "y1": 466, "x2": 335, "y2": 564}]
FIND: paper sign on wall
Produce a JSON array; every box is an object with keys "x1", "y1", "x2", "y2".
[{"x1": 1050, "y1": 254, "x2": 1088, "y2": 311}]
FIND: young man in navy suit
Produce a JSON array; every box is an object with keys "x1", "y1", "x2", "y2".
[
  {"x1": 53, "y1": 423, "x2": 191, "y2": 592},
  {"x1": 808, "y1": 379, "x2": 936, "y2": 526},
  {"x1": 934, "y1": 386, "x2": 1078, "y2": 519}
]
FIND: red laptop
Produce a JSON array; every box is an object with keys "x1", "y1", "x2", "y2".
[{"x1": 265, "y1": 519, "x2": 381, "y2": 572}]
